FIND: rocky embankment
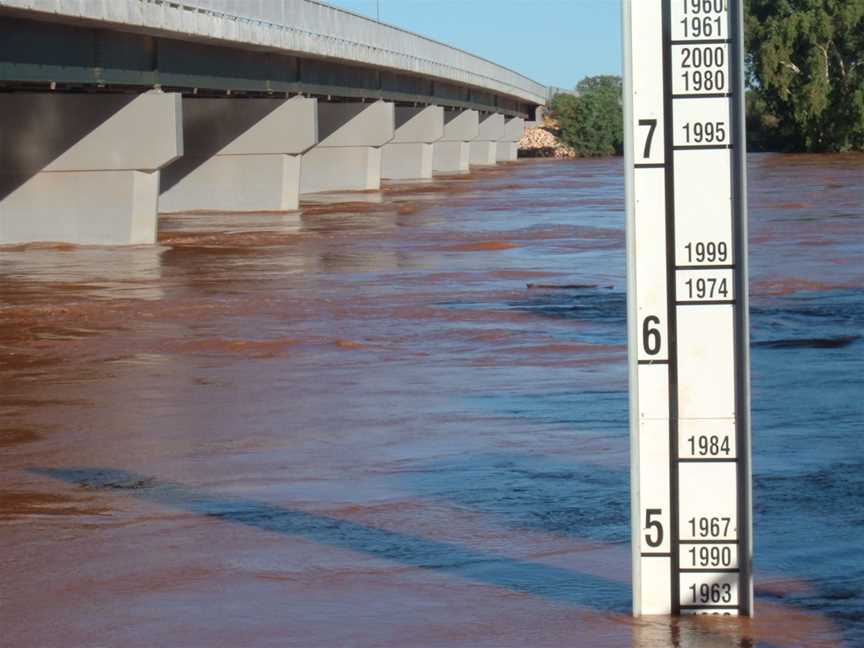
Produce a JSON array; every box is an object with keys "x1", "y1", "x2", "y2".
[{"x1": 518, "y1": 120, "x2": 576, "y2": 159}]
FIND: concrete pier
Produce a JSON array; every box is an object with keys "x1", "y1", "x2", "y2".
[
  {"x1": 381, "y1": 106, "x2": 444, "y2": 180},
  {"x1": 300, "y1": 101, "x2": 395, "y2": 194},
  {"x1": 469, "y1": 113, "x2": 505, "y2": 166},
  {"x1": 0, "y1": 0, "x2": 543, "y2": 245},
  {"x1": 432, "y1": 109, "x2": 479, "y2": 174},
  {"x1": 496, "y1": 117, "x2": 525, "y2": 162},
  {"x1": 0, "y1": 92, "x2": 182, "y2": 245},
  {"x1": 159, "y1": 96, "x2": 317, "y2": 213}
]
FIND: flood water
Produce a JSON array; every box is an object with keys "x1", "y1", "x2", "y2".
[{"x1": 0, "y1": 154, "x2": 861, "y2": 647}]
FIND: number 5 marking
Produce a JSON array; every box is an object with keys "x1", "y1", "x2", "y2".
[
  {"x1": 639, "y1": 119, "x2": 658, "y2": 158},
  {"x1": 645, "y1": 508, "x2": 664, "y2": 547}
]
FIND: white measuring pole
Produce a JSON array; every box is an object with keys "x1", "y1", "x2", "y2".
[{"x1": 623, "y1": 0, "x2": 752, "y2": 616}]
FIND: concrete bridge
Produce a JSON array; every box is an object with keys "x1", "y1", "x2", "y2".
[{"x1": 0, "y1": 0, "x2": 545, "y2": 245}]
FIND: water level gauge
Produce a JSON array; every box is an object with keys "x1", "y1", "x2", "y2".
[{"x1": 622, "y1": 0, "x2": 753, "y2": 616}]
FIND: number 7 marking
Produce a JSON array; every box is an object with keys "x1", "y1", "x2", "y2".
[{"x1": 639, "y1": 119, "x2": 658, "y2": 158}]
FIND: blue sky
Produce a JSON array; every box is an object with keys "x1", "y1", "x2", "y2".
[{"x1": 325, "y1": 0, "x2": 623, "y2": 90}]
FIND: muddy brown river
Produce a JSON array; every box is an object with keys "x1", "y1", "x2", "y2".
[{"x1": 0, "y1": 155, "x2": 862, "y2": 647}]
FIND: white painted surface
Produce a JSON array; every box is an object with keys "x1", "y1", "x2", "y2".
[
  {"x1": 679, "y1": 572, "x2": 739, "y2": 608},
  {"x1": 675, "y1": 268, "x2": 735, "y2": 303},
  {"x1": 671, "y1": 44, "x2": 731, "y2": 96},
  {"x1": 670, "y1": 0, "x2": 730, "y2": 40},
  {"x1": 639, "y1": 419, "x2": 671, "y2": 555},
  {"x1": 634, "y1": 169, "x2": 668, "y2": 362},
  {"x1": 641, "y1": 556, "x2": 672, "y2": 615},
  {"x1": 672, "y1": 98, "x2": 732, "y2": 148},
  {"x1": 637, "y1": 364, "x2": 669, "y2": 421},
  {"x1": 673, "y1": 150, "x2": 733, "y2": 266},
  {"x1": 626, "y1": 0, "x2": 672, "y2": 617},
  {"x1": 678, "y1": 463, "x2": 738, "y2": 541},
  {"x1": 679, "y1": 542, "x2": 739, "y2": 570},
  {"x1": 678, "y1": 418, "x2": 737, "y2": 460},
  {"x1": 676, "y1": 305, "x2": 736, "y2": 419},
  {"x1": 630, "y1": 0, "x2": 665, "y2": 166},
  {"x1": 625, "y1": 0, "x2": 750, "y2": 617}
]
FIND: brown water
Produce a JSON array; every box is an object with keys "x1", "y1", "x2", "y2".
[{"x1": 0, "y1": 155, "x2": 861, "y2": 647}]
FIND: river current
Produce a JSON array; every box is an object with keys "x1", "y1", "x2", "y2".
[{"x1": 0, "y1": 154, "x2": 861, "y2": 647}]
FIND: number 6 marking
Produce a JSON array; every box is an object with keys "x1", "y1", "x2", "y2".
[
  {"x1": 642, "y1": 315, "x2": 662, "y2": 355},
  {"x1": 639, "y1": 119, "x2": 658, "y2": 158}
]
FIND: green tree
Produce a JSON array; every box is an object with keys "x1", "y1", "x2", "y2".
[
  {"x1": 551, "y1": 75, "x2": 623, "y2": 157},
  {"x1": 746, "y1": 0, "x2": 864, "y2": 151}
]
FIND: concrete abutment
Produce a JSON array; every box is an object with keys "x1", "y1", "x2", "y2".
[
  {"x1": 0, "y1": 90, "x2": 531, "y2": 244},
  {"x1": 300, "y1": 101, "x2": 394, "y2": 195},
  {"x1": 432, "y1": 109, "x2": 479, "y2": 174},
  {"x1": 469, "y1": 113, "x2": 505, "y2": 167},
  {"x1": 496, "y1": 117, "x2": 526, "y2": 162},
  {"x1": 159, "y1": 96, "x2": 317, "y2": 213},
  {"x1": 0, "y1": 92, "x2": 181, "y2": 245},
  {"x1": 381, "y1": 106, "x2": 444, "y2": 180}
]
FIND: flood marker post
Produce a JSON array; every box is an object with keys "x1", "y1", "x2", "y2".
[{"x1": 622, "y1": 0, "x2": 753, "y2": 616}]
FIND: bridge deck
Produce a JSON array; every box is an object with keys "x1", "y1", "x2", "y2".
[{"x1": 0, "y1": 0, "x2": 545, "y2": 115}]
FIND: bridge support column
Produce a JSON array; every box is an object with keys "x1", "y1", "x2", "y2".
[
  {"x1": 496, "y1": 117, "x2": 525, "y2": 162},
  {"x1": 0, "y1": 92, "x2": 181, "y2": 245},
  {"x1": 432, "y1": 109, "x2": 479, "y2": 174},
  {"x1": 525, "y1": 106, "x2": 546, "y2": 130},
  {"x1": 381, "y1": 106, "x2": 443, "y2": 180},
  {"x1": 159, "y1": 96, "x2": 316, "y2": 213},
  {"x1": 470, "y1": 113, "x2": 506, "y2": 166},
  {"x1": 300, "y1": 101, "x2": 394, "y2": 194}
]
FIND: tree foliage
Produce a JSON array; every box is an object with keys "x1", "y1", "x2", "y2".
[
  {"x1": 550, "y1": 76, "x2": 623, "y2": 157},
  {"x1": 746, "y1": 0, "x2": 864, "y2": 151}
]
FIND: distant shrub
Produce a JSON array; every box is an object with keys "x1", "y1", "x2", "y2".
[{"x1": 550, "y1": 76, "x2": 623, "y2": 157}]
